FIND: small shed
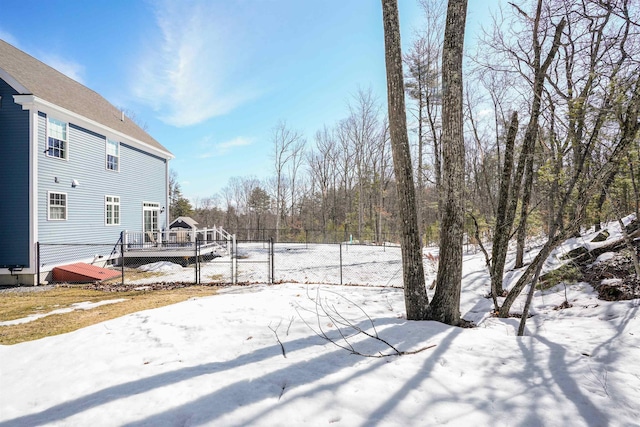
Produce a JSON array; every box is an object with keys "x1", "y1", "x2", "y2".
[
  {"x1": 169, "y1": 216, "x2": 198, "y2": 230},
  {"x1": 168, "y1": 216, "x2": 198, "y2": 244}
]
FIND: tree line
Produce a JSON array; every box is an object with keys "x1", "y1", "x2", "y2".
[
  {"x1": 170, "y1": 0, "x2": 639, "y2": 330},
  {"x1": 177, "y1": 0, "x2": 638, "y2": 248}
]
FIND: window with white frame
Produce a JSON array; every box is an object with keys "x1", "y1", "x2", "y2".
[
  {"x1": 48, "y1": 192, "x2": 67, "y2": 220},
  {"x1": 106, "y1": 139, "x2": 119, "y2": 171},
  {"x1": 105, "y1": 196, "x2": 120, "y2": 225},
  {"x1": 47, "y1": 117, "x2": 68, "y2": 159}
]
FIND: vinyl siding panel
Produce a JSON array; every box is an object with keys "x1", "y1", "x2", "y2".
[
  {"x1": 0, "y1": 79, "x2": 30, "y2": 267},
  {"x1": 37, "y1": 114, "x2": 167, "y2": 252}
]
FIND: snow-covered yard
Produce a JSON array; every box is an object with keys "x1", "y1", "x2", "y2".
[
  {"x1": 1, "y1": 229, "x2": 639, "y2": 426},
  {"x1": 129, "y1": 242, "x2": 431, "y2": 287}
]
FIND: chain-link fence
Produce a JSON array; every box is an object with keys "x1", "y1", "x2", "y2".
[
  {"x1": 232, "y1": 228, "x2": 402, "y2": 245},
  {"x1": 37, "y1": 240, "x2": 436, "y2": 288},
  {"x1": 37, "y1": 239, "x2": 240, "y2": 286},
  {"x1": 270, "y1": 242, "x2": 407, "y2": 287},
  {"x1": 38, "y1": 242, "x2": 124, "y2": 285}
]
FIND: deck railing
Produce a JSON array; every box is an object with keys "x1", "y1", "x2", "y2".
[{"x1": 123, "y1": 226, "x2": 233, "y2": 251}]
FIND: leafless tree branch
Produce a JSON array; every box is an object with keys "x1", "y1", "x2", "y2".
[{"x1": 296, "y1": 287, "x2": 436, "y2": 358}]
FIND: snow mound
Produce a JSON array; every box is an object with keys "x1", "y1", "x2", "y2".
[{"x1": 137, "y1": 261, "x2": 184, "y2": 272}]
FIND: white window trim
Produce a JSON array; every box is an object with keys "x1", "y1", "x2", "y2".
[
  {"x1": 105, "y1": 195, "x2": 121, "y2": 226},
  {"x1": 46, "y1": 117, "x2": 69, "y2": 161},
  {"x1": 47, "y1": 191, "x2": 67, "y2": 221},
  {"x1": 106, "y1": 138, "x2": 120, "y2": 172}
]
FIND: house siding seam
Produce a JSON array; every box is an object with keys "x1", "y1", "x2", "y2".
[{"x1": 0, "y1": 78, "x2": 30, "y2": 267}]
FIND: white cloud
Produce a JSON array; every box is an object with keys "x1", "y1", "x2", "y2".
[
  {"x1": 198, "y1": 136, "x2": 253, "y2": 158},
  {"x1": 216, "y1": 136, "x2": 253, "y2": 153},
  {"x1": 132, "y1": 0, "x2": 259, "y2": 127}
]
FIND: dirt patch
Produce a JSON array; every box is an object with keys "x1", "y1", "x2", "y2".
[
  {"x1": 582, "y1": 250, "x2": 640, "y2": 301},
  {"x1": 85, "y1": 282, "x2": 221, "y2": 292}
]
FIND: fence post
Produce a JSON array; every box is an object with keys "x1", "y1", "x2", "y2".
[
  {"x1": 36, "y1": 242, "x2": 40, "y2": 286},
  {"x1": 120, "y1": 232, "x2": 125, "y2": 286},
  {"x1": 270, "y1": 237, "x2": 274, "y2": 284},
  {"x1": 232, "y1": 235, "x2": 237, "y2": 285},
  {"x1": 339, "y1": 242, "x2": 343, "y2": 286},
  {"x1": 195, "y1": 238, "x2": 199, "y2": 285}
]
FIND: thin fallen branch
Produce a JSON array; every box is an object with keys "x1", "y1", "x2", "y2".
[
  {"x1": 268, "y1": 320, "x2": 287, "y2": 358},
  {"x1": 296, "y1": 287, "x2": 436, "y2": 358}
]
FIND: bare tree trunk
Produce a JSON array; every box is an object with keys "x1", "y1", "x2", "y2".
[
  {"x1": 490, "y1": 112, "x2": 519, "y2": 307},
  {"x1": 502, "y1": 75, "x2": 640, "y2": 320},
  {"x1": 594, "y1": 170, "x2": 618, "y2": 231},
  {"x1": 629, "y1": 154, "x2": 640, "y2": 221},
  {"x1": 514, "y1": 145, "x2": 535, "y2": 268},
  {"x1": 271, "y1": 121, "x2": 305, "y2": 242},
  {"x1": 512, "y1": 1, "x2": 565, "y2": 268},
  {"x1": 430, "y1": 0, "x2": 468, "y2": 325},
  {"x1": 490, "y1": 3, "x2": 566, "y2": 297},
  {"x1": 381, "y1": 0, "x2": 429, "y2": 320}
]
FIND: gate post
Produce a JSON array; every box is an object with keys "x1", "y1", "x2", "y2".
[
  {"x1": 270, "y1": 237, "x2": 274, "y2": 284},
  {"x1": 120, "y1": 232, "x2": 125, "y2": 286},
  {"x1": 195, "y1": 238, "x2": 199, "y2": 284}
]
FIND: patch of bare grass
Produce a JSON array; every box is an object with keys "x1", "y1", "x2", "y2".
[{"x1": 0, "y1": 286, "x2": 216, "y2": 345}]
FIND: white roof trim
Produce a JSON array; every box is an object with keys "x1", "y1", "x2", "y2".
[{"x1": 13, "y1": 94, "x2": 174, "y2": 160}]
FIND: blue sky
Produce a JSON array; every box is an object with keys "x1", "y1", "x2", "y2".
[{"x1": 0, "y1": 0, "x2": 497, "y2": 202}]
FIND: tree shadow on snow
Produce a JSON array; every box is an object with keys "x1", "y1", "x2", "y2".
[
  {"x1": 516, "y1": 335, "x2": 609, "y2": 426},
  {"x1": 0, "y1": 317, "x2": 429, "y2": 427}
]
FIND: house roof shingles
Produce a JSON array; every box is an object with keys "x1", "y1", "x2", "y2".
[{"x1": 0, "y1": 39, "x2": 171, "y2": 157}]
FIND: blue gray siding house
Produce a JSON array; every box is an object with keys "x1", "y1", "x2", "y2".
[{"x1": 0, "y1": 40, "x2": 173, "y2": 285}]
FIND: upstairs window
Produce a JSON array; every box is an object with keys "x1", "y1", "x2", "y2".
[
  {"x1": 47, "y1": 118, "x2": 68, "y2": 160},
  {"x1": 106, "y1": 139, "x2": 120, "y2": 171},
  {"x1": 48, "y1": 192, "x2": 67, "y2": 220},
  {"x1": 105, "y1": 195, "x2": 120, "y2": 225}
]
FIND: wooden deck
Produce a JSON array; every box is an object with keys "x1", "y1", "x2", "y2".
[
  {"x1": 122, "y1": 228, "x2": 233, "y2": 266},
  {"x1": 123, "y1": 241, "x2": 223, "y2": 258}
]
